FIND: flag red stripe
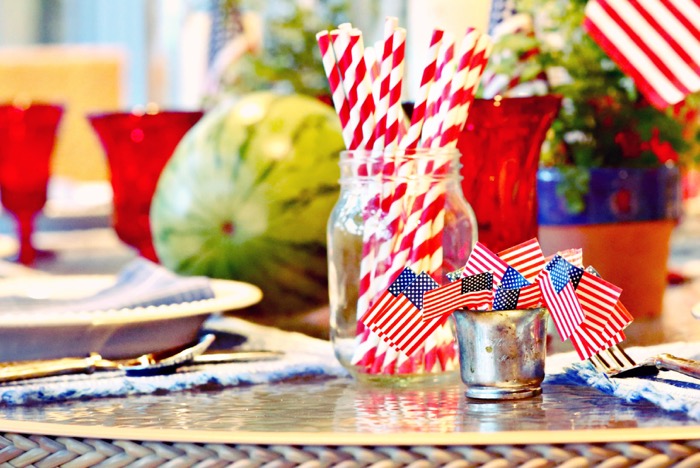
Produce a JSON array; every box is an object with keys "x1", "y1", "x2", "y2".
[
  {"x1": 633, "y1": 2, "x2": 700, "y2": 76},
  {"x1": 662, "y1": 0, "x2": 700, "y2": 40},
  {"x1": 597, "y1": 0, "x2": 692, "y2": 95}
]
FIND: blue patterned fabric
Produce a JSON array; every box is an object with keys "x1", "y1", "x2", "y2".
[
  {"x1": 545, "y1": 342, "x2": 700, "y2": 420},
  {"x1": 0, "y1": 316, "x2": 349, "y2": 405}
]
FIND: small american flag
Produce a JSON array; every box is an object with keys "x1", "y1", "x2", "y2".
[
  {"x1": 571, "y1": 326, "x2": 626, "y2": 360},
  {"x1": 498, "y1": 238, "x2": 546, "y2": 283},
  {"x1": 575, "y1": 271, "x2": 626, "y2": 336},
  {"x1": 462, "y1": 242, "x2": 509, "y2": 283},
  {"x1": 558, "y1": 248, "x2": 584, "y2": 268},
  {"x1": 583, "y1": 267, "x2": 634, "y2": 337},
  {"x1": 500, "y1": 266, "x2": 531, "y2": 290},
  {"x1": 493, "y1": 288, "x2": 520, "y2": 310},
  {"x1": 583, "y1": 0, "x2": 700, "y2": 109},
  {"x1": 537, "y1": 256, "x2": 585, "y2": 340},
  {"x1": 422, "y1": 272, "x2": 494, "y2": 321},
  {"x1": 370, "y1": 272, "x2": 440, "y2": 355},
  {"x1": 360, "y1": 267, "x2": 417, "y2": 329},
  {"x1": 516, "y1": 282, "x2": 542, "y2": 309}
]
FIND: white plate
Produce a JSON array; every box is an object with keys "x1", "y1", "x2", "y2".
[{"x1": 0, "y1": 275, "x2": 262, "y2": 362}]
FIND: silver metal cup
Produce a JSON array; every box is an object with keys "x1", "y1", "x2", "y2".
[{"x1": 452, "y1": 308, "x2": 547, "y2": 400}]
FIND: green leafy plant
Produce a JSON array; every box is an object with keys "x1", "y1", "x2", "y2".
[
  {"x1": 214, "y1": 0, "x2": 350, "y2": 99},
  {"x1": 483, "y1": 0, "x2": 699, "y2": 213}
]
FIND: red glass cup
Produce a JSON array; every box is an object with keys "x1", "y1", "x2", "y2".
[
  {"x1": 457, "y1": 95, "x2": 562, "y2": 252},
  {"x1": 0, "y1": 103, "x2": 63, "y2": 265},
  {"x1": 88, "y1": 109, "x2": 204, "y2": 262}
]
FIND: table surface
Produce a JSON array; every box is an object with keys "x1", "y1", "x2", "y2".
[{"x1": 2, "y1": 206, "x2": 700, "y2": 450}]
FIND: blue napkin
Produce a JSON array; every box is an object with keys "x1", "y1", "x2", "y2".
[
  {"x1": 0, "y1": 258, "x2": 215, "y2": 313},
  {"x1": 0, "y1": 316, "x2": 349, "y2": 405},
  {"x1": 545, "y1": 342, "x2": 700, "y2": 420}
]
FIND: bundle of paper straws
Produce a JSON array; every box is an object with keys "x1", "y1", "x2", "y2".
[{"x1": 317, "y1": 18, "x2": 493, "y2": 375}]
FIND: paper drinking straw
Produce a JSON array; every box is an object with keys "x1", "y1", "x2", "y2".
[
  {"x1": 331, "y1": 28, "x2": 375, "y2": 150},
  {"x1": 458, "y1": 35, "x2": 494, "y2": 127},
  {"x1": 372, "y1": 16, "x2": 399, "y2": 150},
  {"x1": 316, "y1": 31, "x2": 352, "y2": 149},
  {"x1": 436, "y1": 29, "x2": 481, "y2": 148},
  {"x1": 408, "y1": 32, "x2": 483, "y2": 279},
  {"x1": 365, "y1": 45, "x2": 381, "y2": 82},
  {"x1": 370, "y1": 30, "x2": 444, "y2": 296},
  {"x1": 390, "y1": 37, "x2": 456, "y2": 276},
  {"x1": 400, "y1": 29, "x2": 445, "y2": 150},
  {"x1": 384, "y1": 27, "x2": 407, "y2": 150},
  {"x1": 411, "y1": 31, "x2": 482, "y2": 276},
  {"x1": 420, "y1": 34, "x2": 456, "y2": 148},
  {"x1": 365, "y1": 27, "x2": 407, "y2": 298}
]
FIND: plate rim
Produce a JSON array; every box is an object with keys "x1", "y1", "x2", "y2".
[{"x1": 0, "y1": 274, "x2": 263, "y2": 328}]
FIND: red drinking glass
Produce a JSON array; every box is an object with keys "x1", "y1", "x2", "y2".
[
  {"x1": 0, "y1": 103, "x2": 63, "y2": 265},
  {"x1": 88, "y1": 109, "x2": 204, "y2": 262},
  {"x1": 457, "y1": 95, "x2": 562, "y2": 252}
]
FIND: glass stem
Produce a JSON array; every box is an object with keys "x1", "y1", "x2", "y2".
[{"x1": 15, "y1": 211, "x2": 36, "y2": 265}]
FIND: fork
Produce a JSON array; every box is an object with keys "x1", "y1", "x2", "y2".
[{"x1": 589, "y1": 344, "x2": 700, "y2": 380}]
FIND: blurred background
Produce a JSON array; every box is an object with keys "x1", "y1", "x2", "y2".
[{"x1": 0, "y1": 0, "x2": 489, "y2": 183}]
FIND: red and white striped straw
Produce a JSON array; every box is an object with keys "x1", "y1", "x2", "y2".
[
  {"x1": 421, "y1": 34, "x2": 456, "y2": 148},
  {"x1": 365, "y1": 45, "x2": 381, "y2": 82},
  {"x1": 372, "y1": 17, "x2": 399, "y2": 150},
  {"x1": 316, "y1": 30, "x2": 352, "y2": 149},
  {"x1": 331, "y1": 28, "x2": 375, "y2": 150},
  {"x1": 400, "y1": 29, "x2": 445, "y2": 150},
  {"x1": 457, "y1": 34, "x2": 494, "y2": 131},
  {"x1": 384, "y1": 27, "x2": 407, "y2": 150},
  {"x1": 435, "y1": 28, "x2": 481, "y2": 148}
]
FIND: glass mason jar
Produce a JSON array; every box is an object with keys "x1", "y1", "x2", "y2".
[{"x1": 327, "y1": 147, "x2": 477, "y2": 384}]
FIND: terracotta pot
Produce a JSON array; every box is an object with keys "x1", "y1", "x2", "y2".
[{"x1": 537, "y1": 166, "x2": 681, "y2": 319}]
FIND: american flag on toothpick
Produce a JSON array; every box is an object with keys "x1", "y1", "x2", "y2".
[
  {"x1": 583, "y1": 0, "x2": 700, "y2": 109},
  {"x1": 364, "y1": 272, "x2": 441, "y2": 356},
  {"x1": 498, "y1": 238, "x2": 546, "y2": 283},
  {"x1": 537, "y1": 255, "x2": 586, "y2": 340},
  {"x1": 360, "y1": 267, "x2": 417, "y2": 330},
  {"x1": 461, "y1": 242, "x2": 509, "y2": 283},
  {"x1": 422, "y1": 272, "x2": 494, "y2": 321}
]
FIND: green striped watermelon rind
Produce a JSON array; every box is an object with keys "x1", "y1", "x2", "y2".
[{"x1": 150, "y1": 92, "x2": 345, "y2": 315}]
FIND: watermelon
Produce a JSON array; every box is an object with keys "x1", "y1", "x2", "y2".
[{"x1": 150, "y1": 92, "x2": 344, "y2": 318}]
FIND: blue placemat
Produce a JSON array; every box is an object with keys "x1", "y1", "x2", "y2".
[
  {"x1": 546, "y1": 342, "x2": 700, "y2": 420},
  {"x1": 0, "y1": 315, "x2": 349, "y2": 406}
]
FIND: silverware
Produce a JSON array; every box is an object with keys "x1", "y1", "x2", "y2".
[
  {"x1": 589, "y1": 344, "x2": 700, "y2": 380},
  {"x1": 0, "y1": 333, "x2": 216, "y2": 382},
  {"x1": 0, "y1": 333, "x2": 285, "y2": 384}
]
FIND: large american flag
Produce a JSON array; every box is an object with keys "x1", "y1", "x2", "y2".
[{"x1": 583, "y1": 0, "x2": 700, "y2": 109}]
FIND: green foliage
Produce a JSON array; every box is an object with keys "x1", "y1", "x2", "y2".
[
  {"x1": 485, "y1": 0, "x2": 699, "y2": 212},
  {"x1": 218, "y1": 0, "x2": 350, "y2": 98}
]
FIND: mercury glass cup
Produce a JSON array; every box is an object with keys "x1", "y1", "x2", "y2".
[
  {"x1": 0, "y1": 102, "x2": 63, "y2": 265},
  {"x1": 88, "y1": 108, "x2": 203, "y2": 262}
]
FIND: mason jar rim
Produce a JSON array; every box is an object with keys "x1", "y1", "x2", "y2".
[{"x1": 340, "y1": 146, "x2": 461, "y2": 159}]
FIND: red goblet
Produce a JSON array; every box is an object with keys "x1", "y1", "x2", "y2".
[
  {"x1": 457, "y1": 95, "x2": 562, "y2": 252},
  {"x1": 0, "y1": 103, "x2": 63, "y2": 265},
  {"x1": 88, "y1": 109, "x2": 203, "y2": 262}
]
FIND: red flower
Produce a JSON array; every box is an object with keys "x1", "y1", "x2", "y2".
[{"x1": 649, "y1": 128, "x2": 679, "y2": 164}]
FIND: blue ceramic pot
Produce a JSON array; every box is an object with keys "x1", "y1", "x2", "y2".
[{"x1": 537, "y1": 166, "x2": 682, "y2": 225}]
